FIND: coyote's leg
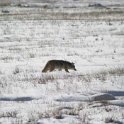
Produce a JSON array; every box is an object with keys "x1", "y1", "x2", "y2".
[{"x1": 65, "y1": 67, "x2": 69, "y2": 73}]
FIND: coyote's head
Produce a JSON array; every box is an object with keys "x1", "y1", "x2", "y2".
[{"x1": 71, "y1": 62, "x2": 76, "y2": 71}]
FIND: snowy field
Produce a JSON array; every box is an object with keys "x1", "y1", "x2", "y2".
[{"x1": 0, "y1": 0, "x2": 124, "y2": 124}]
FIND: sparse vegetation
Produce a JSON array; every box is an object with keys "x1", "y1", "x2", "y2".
[
  {"x1": 13, "y1": 67, "x2": 20, "y2": 75},
  {"x1": 105, "y1": 117, "x2": 115, "y2": 123},
  {"x1": 0, "y1": 111, "x2": 17, "y2": 118},
  {"x1": 0, "y1": 56, "x2": 13, "y2": 62},
  {"x1": 29, "y1": 53, "x2": 35, "y2": 58},
  {"x1": 0, "y1": 3, "x2": 10, "y2": 7}
]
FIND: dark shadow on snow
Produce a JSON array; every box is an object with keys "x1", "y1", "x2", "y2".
[
  {"x1": 105, "y1": 91, "x2": 124, "y2": 97},
  {"x1": 0, "y1": 97, "x2": 34, "y2": 101},
  {"x1": 114, "y1": 121, "x2": 123, "y2": 124}
]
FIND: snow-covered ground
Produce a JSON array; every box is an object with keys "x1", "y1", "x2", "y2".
[{"x1": 0, "y1": 0, "x2": 124, "y2": 124}]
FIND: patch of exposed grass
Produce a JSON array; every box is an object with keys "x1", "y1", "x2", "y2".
[
  {"x1": 0, "y1": 56, "x2": 13, "y2": 61},
  {"x1": 0, "y1": 9, "x2": 124, "y2": 20},
  {"x1": 105, "y1": 117, "x2": 120, "y2": 123},
  {"x1": 13, "y1": 67, "x2": 20, "y2": 75},
  {"x1": 93, "y1": 67, "x2": 124, "y2": 80},
  {"x1": 0, "y1": 3, "x2": 10, "y2": 7},
  {"x1": 108, "y1": 68, "x2": 124, "y2": 75},
  {"x1": 0, "y1": 111, "x2": 17, "y2": 118},
  {"x1": 18, "y1": 67, "x2": 124, "y2": 84}
]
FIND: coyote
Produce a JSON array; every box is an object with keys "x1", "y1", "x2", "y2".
[{"x1": 42, "y1": 60, "x2": 76, "y2": 73}]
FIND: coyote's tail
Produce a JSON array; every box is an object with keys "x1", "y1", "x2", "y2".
[{"x1": 42, "y1": 63, "x2": 49, "y2": 73}]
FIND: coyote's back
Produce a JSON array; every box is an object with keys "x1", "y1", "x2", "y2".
[{"x1": 42, "y1": 60, "x2": 76, "y2": 73}]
